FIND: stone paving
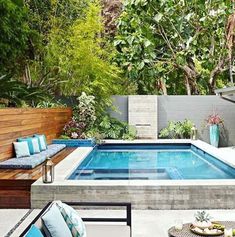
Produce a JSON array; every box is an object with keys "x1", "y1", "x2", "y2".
[{"x1": 2, "y1": 209, "x2": 235, "y2": 237}]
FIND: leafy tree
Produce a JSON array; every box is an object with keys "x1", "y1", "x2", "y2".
[
  {"x1": 47, "y1": 1, "x2": 123, "y2": 112},
  {"x1": 0, "y1": 0, "x2": 29, "y2": 75},
  {"x1": 22, "y1": 0, "x2": 88, "y2": 92},
  {"x1": 115, "y1": 0, "x2": 235, "y2": 95}
]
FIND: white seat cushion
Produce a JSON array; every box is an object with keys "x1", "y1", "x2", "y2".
[{"x1": 85, "y1": 224, "x2": 130, "y2": 237}]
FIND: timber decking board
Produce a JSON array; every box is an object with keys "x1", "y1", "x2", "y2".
[
  {"x1": 0, "y1": 108, "x2": 73, "y2": 208},
  {"x1": 0, "y1": 108, "x2": 72, "y2": 161},
  {"x1": 0, "y1": 148, "x2": 76, "y2": 208}
]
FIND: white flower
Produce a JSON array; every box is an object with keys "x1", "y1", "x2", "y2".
[
  {"x1": 209, "y1": 9, "x2": 224, "y2": 17},
  {"x1": 71, "y1": 132, "x2": 78, "y2": 139}
]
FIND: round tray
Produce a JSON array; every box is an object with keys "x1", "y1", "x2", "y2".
[
  {"x1": 168, "y1": 221, "x2": 235, "y2": 237},
  {"x1": 189, "y1": 224, "x2": 223, "y2": 236}
]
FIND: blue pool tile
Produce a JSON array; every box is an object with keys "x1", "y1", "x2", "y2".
[
  {"x1": 52, "y1": 139, "x2": 96, "y2": 147},
  {"x1": 68, "y1": 143, "x2": 235, "y2": 180}
]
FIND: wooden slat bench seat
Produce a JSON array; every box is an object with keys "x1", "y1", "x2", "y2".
[
  {"x1": 0, "y1": 147, "x2": 75, "y2": 208},
  {"x1": 0, "y1": 108, "x2": 72, "y2": 162},
  {"x1": 0, "y1": 108, "x2": 73, "y2": 208}
]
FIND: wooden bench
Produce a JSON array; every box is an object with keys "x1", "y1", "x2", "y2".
[
  {"x1": 0, "y1": 108, "x2": 72, "y2": 208},
  {"x1": 0, "y1": 148, "x2": 75, "y2": 208}
]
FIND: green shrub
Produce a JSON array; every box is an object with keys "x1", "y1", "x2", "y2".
[
  {"x1": 36, "y1": 100, "x2": 66, "y2": 108},
  {"x1": 59, "y1": 135, "x2": 70, "y2": 140},
  {"x1": 159, "y1": 119, "x2": 194, "y2": 139},
  {"x1": 86, "y1": 115, "x2": 136, "y2": 140},
  {"x1": 61, "y1": 92, "x2": 136, "y2": 140},
  {"x1": 73, "y1": 92, "x2": 96, "y2": 130},
  {"x1": 62, "y1": 92, "x2": 96, "y2": 139},
  {"x1": 0, "y1": 75, "x2": 49, "y2": 107}
]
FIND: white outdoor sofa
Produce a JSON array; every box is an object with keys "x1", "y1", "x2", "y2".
[{"x1": 19, "y1": 202, "x2": 132, "y2": 237}]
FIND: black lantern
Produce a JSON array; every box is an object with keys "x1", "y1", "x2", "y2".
[
  {"x1": 191, "y1": 124, "x2": 198, "y2": 140},
  {"x1": 42, "y1": 156, "x2": 54, "y2": 183}
]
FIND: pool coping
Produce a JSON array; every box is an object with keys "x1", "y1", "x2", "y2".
[{"x1": 32, "y1": 139, "x2": 235, "y2": 187}]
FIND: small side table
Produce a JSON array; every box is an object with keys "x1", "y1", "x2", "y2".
[{"x1": 168, "y1": 221, "x2": 235, "y2": 237}]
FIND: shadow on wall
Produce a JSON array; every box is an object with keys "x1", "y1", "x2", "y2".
[
  {"x1": 110, "y1": 95, "x2": 235, "y2": 147},
  {"x1": 157, "y1": 96, "x2": 234, "y2": 147}
]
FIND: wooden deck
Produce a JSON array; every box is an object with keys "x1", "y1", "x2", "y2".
[{"x1": 0, "y1": 148, "x2": 75, "y2": 208}]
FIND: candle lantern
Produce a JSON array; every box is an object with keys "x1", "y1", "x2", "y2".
[
  {"x1": 42, "y1": 156, "x2": 54, "y2": 183},
  {"x1": 191, "y1": 124, "x2": 197, "y2": 140}
]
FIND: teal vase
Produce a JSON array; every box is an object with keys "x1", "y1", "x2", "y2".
[{"x1": 209, "y1": 125, "x2": 219, "y2": 147}]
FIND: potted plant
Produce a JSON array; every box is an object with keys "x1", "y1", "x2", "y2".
[
  {"x1": 193, "y1": 211, "x2": 212, "y2": 229},
  {"x1": 206, "y1": 113, "x2": 224, "y2": 147}
]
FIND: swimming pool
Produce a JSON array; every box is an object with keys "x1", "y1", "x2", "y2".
[{"x1": 69, "y1": 143, "x2": 235, "y2": 180}]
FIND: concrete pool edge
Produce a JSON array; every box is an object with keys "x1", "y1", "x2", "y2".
[{"x1": 31, "y1": 139, "x2": 235, "y2": 209}]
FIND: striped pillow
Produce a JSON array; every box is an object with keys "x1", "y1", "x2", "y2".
[{"x1": 55, "y1": 201, "x2": 86, "y2": 237}]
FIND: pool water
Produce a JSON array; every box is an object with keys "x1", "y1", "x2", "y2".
[{"x1": 68, "y1": 144, "x2": 235, "y2": 180}]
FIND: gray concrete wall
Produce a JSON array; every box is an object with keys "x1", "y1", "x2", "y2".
[
  {"x1": 32, "y1": 183, "x2": 235, "y2": 210},
  {"x1": 129, "y1": 95, "x2": 158, "y2": 139},
  {"x1": 109, "y1": 96, "x2": 128, "y2": 122},
  {"x1": 110, "y1": 95, "x2": 235, "y2": 146},
  {"x1": 158, "y1": 96, "x2": 235, "y2": 146}
]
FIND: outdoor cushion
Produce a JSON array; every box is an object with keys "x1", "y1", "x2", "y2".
[
  {"x1": 42, "y1": 204, "x2": 72, "y2": 237},
  {"x1": 85, "y1": 224, "x2": 131, "y2": 237},
  {"x1": 0, "y1": 144, "x2": 66, "y2": 169},
  {"x1": 34, "y1": 134, "x2": 47, "y2": 151},
  {"x1": 18, "y1": 137, "x2": 34, "y2": 155},
  {"x1": 13, "y1": 141, "x2": 30, "y2": 158},
  {"x1": 32, "y1": 138, "x2": 40, "y2": 154},
  {"x1": 25, "y1": 224, "x2": 44, "y2": 237},
  {"x1": 56, "y1": 201, "x2": 86, "y2": 237}
]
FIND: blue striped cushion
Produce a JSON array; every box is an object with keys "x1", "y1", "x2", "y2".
[{"x1": 56, "y1": 201, "x2": 86, "y2": 237}]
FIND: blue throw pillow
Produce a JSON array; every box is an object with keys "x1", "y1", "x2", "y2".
[
  {"x1": 34, "y1": 134, "x2": 47, "y2": 151},
  {"x1": 42, "y1": 204, "x2": 72, "y2": 237},
  {"x1": 25, "y1": 225, "x2": 43, "y2": 237},
  {"x1": 17, "y1": 137, "x2": 34, "y2": 155}
]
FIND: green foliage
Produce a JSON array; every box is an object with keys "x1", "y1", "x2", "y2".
[
  {"x1": 115, "y1": 0, "x2": 233, "y2": 95},
  {"x1": 0, "y1": 75, "x2": 50, "y2": 107},
  {"x1": 22, "y1": 0, "x2": 89, "y2": 92},
  {"x1": 36, "y1": 100, "x2": 66, "y2": 108},
  {"x1": 73, "y1": 92, "x2": 96, "y2": 131},
  {"x1": 88, "y1": 115, "x2": 136, "y2": 140},
  {"x1": 46, "y1": 0, "x2": 123, "y2": 112},
  {"x1": 195, "y1": 211, "x2": 211, "y2": 222},
  {"x1": 62, "y1": 92, "x2": 136, "y2": 140},
  {"x1": 62, "y1": 92, "x2": 97, "y2": 139},
  {"x1": 159, "y1": 119, "x2": 194, "y2": 139},
  {"x1": 0, "y1": 0, "x2": 30, "y2": 74},
  {"x1": 59, "y1": 135, "x2": 70, "y2": 140},
  {"x1": 0, "y1": 104, "x2": 6, "y2": 108}
]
